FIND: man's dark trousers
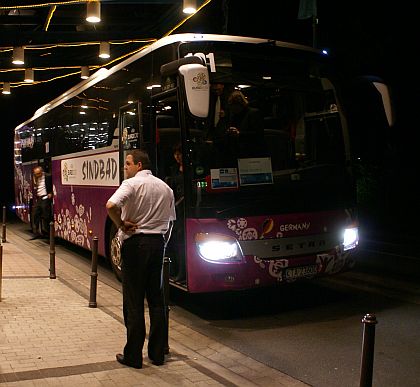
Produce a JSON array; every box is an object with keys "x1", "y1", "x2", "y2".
[
  {"x1": 121, "y1": 234, "x2": 166, "y2": 366},
  {"x1": 32, "y1": 198, "x2": 52, "y2": 235}
]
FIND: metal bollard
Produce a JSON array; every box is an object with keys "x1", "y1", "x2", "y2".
[
  {"x1": 2, "y1": 205, "x2": 6, "y2": 243},
  {"x1": 49, "y1": 221, "x2": 56, "y2": 279},
  {"x1": 163, "y1": 256, "x2": 171, "y2": 354},
  {"x1": 89, "y1": 236, "x2": 99, "y2": 308},
  {"x1": 0, "y1": 244, "x2": 3, "y2": 301},
  {"x1": 359, "y1": 313, "x2": 378, "y2": 387}
]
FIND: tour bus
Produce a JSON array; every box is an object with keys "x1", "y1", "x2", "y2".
[{"x1": 13, "y1": 33, "x2": 392, "y2": 293}]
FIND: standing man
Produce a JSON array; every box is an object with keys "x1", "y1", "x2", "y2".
[
  {"x1": 106, "y1": 149, "x2": 175, "y2": 369},
  {"x1": 207, "y1": 82, "x2": 228, "y2": 141},
  {"x1": 31, "y1": 165, "x2": 53, "y2": 239}
]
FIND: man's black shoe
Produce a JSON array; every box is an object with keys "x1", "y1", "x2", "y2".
[
  {"x1": 148, "y1": 356, "x2": 164, "y2": 366},
  {"x1": 30, "y1": 234, "x2": 42, "y2": 240},
  {"x1": 116, "y1": 353, "x2": 142, "y2": 369}
]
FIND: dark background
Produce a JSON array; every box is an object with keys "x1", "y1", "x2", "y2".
[{"x1": 1, "y1": 0, "x2": 416, "y2": 237}]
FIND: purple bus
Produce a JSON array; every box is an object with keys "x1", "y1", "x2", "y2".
[{"x1": 13, "y1": 34, "x2": 392, "y2": 293}]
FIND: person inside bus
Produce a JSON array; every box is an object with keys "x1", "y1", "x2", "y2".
[
  {"x1": 31, "y1": 165, "x2": 53, "y2": 240},
  {"x1": 170, "y1": 142, "x2": 183, "y2": 178},
  {"x1": 106, "y1": 149, "x2": 175, "y2": 369},
  {"x1": 207, "y1": 82, "x2": 229, "y2": 142},
  {"x1": 167, "y1": 142, "x2": 186, "y2": 282},
  {"x1": 222, "y1": 90, "x2": 265, "y2": 162}
]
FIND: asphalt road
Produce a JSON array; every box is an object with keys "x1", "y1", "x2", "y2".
[{"x1": 168, "y1": 266, "x2": 420, "y2": 387}]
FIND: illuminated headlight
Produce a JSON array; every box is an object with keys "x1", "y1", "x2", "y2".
[
  {"x1": 343, "y1": 227, "x2": 359, "y2": 251},
  {"x1": 195, "y1": 233, "x2": 243, "y2": 263},
  {"x1": 12, "y1": 205, "x2": 26, "y2": 210}
]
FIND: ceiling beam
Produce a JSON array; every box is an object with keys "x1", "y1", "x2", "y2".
[{"x1": 0, "y1": 31, "x2": 161, "y2": 46}]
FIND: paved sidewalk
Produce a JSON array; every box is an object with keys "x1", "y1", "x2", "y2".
[{"x1": 0, "y1": 225, "x2": 308, "y2": 386}]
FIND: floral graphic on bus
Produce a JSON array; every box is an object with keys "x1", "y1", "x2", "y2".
[
  {"x1": 227, "y1": 217, "x2": 258, "y2": 240},
  {"x1": 54, "y1": 189, "x2": 92, "y2": 250},
  {"x1": 227, "y1": 216, "x2": 280, "y2": 240},
  {"x1": 13, "y1": 162, "x2": 37, "y2": 223},
  {"x1": 268, "y1": 259, "x2": 289, "y2": 280}
]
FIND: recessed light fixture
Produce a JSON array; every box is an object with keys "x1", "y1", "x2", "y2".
[
  {"x1": 146, "y1": 84, "x2": 161, "y2": 90},
  {"x1": 183, "y1": 0, "x2": 197, "y2": 14},
  {"x1": 86, "y1": 0, "x2": 101, "y2": 23},
  {"x1": 81, "y1": 66, "x2": 90, "y2": 79},
  {"x1": 24, "y1": 68, "x2": 34, "y2": 83},
  {"x1": 99, "y1": 42, "x2": 110, "y2": 59},
  {"x1": 2, "y1": 82, "x2": 11, "y2": 95},
  {"x1": 12, "y1": 46, "x2": 24, "y2": 65}
]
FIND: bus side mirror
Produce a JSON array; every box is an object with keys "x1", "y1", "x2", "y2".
[
  {"x1": 371, "y1": 80, "x2": 394, "y2": 127},
  {"x1": 178, "y1": 63, "x2": 210, "y2": 118},
  {"x1": 161, "y1": 57, "x2": 210, "y2": 118}
]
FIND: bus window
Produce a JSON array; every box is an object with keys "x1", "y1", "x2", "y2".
[
  {"x1": 120, "y1": 102, "x2": 141, "y2": 151},
  {"x1": 155, "y1": 109, "x2": 181, "y2": 181}
]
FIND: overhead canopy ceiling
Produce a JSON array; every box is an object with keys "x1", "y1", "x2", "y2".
[
  {"x1": 0, "y1": 0, "x2": 213, "y2": 88},
  {"x1": 0, "y1": 0, "x2": 333, "y2": 96}
]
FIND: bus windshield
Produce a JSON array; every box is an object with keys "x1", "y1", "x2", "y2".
[{"x1": 172, "y1": 42, "x2": 351, "y2": 217}]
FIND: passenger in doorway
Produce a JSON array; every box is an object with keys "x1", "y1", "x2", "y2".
[
  {"x1": 106, "y1": 149, "x2": 176, "y2": 369},
  {"x1": 170, "y1": 142, "x2": 183, "y2": 177},
  {"x1": 31, "y1": 166, "x2": 53, "y2": 239}
]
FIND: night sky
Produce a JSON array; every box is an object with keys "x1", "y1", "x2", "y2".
[{"x1": 1, "y1": 0, "x2": 416, "y2": 233}]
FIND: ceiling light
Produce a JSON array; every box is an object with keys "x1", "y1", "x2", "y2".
[
  {"x1": 24, "y1": 68, "x2": 34, "y2": 83},
  {"x1": 81, "y1": 66, "x2": 90, "y2": 79},
  {"x1": 146, "y1": 84, "x2": 161, "y2": 90},
  {"x1": 2, "y1": 82, "x2": 11, "y2": 95},
  {"x1": 99, "y1": 42, "x2": 110, "y2": 59},
  {"x1": 12, "y1": 46, "x2": 24, "y2": 65},
  {"x1": 183, "y1": 0, "x2": 197, "y2": 14},
  {"x1": 81, "y1": 99, "x2": 88, "y2": 109},
  {"x1": 86, "y1": 0, "x2": 101, "y2": 23}
]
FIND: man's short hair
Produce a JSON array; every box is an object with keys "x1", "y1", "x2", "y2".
[
  {"x1": 128, "y1": 149, "x2": 152, "y2": 170},
  {"x1": 172, "y1": 142, "x2": 182, "y2": 154},
  {"x1": 33, "y1": 166, "x2": 43, "y2": 175},
  {"x1": 228, "y1": 90, "x2": 248, "y2": 107}
]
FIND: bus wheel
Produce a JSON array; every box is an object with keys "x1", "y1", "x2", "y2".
[{"x1": 109, "y1": 223, "x2": 122, "y2": 281}]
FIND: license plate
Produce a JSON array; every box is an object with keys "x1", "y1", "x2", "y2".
[{"x1": 285, "y1": 265, "x2": 317, "y2": 280}]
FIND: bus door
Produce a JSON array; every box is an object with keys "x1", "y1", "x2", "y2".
[
  {"x1": 153, "y1": 93, "x2": 185, "y2": 282},
  {"x1": 157, "y1": 56, "x2": 211, "y2": 285}
]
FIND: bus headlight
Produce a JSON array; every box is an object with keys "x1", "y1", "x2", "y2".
[
  {"x1": 342, "y1": 226, "x2": 359, "y2": 251},
  {"x1": 195, "y1": 233, "x2": 243, "y2": 263}
]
